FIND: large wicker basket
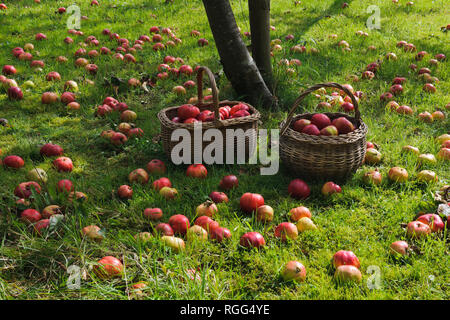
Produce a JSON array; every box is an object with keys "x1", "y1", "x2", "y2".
[
  {"x1": 279, "y1": 82, "x2": 368, "y2": 181},
  {"x1": 157, "y1": 66, "x2": 261, "y2": 164}
]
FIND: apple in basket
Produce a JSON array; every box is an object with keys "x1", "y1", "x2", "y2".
[{"x1": 178, "y1": 104, "x2": 200, "y2": 120}]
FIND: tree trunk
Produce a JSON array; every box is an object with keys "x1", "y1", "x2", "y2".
[
  {"x1": 202, "y1": 0, "x2": 277, "y2": 109},
  {"x1": 248, "y1": 0, "x2": 273, "y2": 92}
]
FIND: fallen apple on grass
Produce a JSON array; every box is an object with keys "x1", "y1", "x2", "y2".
[
  {"x1": 364, "y1": 148, "x2": 382, "y2": 164},
  {"x1": 186, "y1": 225, "x2": 208, "y2": 242},
  {"x1": 363, "y1": 170, "x2": 382, "y2": 186},
  {"x1": 155, "y1": 223, "x2": 174, "y2": 236},
  {"x1": 3, "y1": 155, "x2": 25, "y2": 169},
  {"x1": 152, "y1": 177, "x2": 172, "y2": 191},
  {"x1": 14, "y1": 181, "x2": 41, "y2": 198},
  {"x1": 82, "y1": 225, "x2": 104, "y2": 242},
  {"x1": 169, "y1": 215, "x2": 190, "y2": 235},
  {"x1": 275, "y1": 222, "x2": 298, "y2": 241},
  {"x1": 406, "y1": 221, "x2": 431, "y2": 238},
  {"x1": 53, "y1": 157, "x2": 73, "y2": 172},
  {"x1": 210, "y1": 227, "x2": 232, "y2": 242},
  {"x1": 416, "y1": 214, "x2": 444, "y2": 232},
  {"x1": 240, "y1": 193, "x2": 264, "y2": 213},
  {"x1": 388, "y1": 167, "x2": 408, "y2": 183},
  {"x1": 288, "y1": 179, "x2": 310, "y2": 199},
  {"x1": 144, "y1": 208, "x2": 163, "y2": 220},
  {"x1": 296, "y1": 217, "x2": 317, "y2": 232},
  {"x1": 219, "y1": 175, "x2": 238, "y2": 190},
  {"x1": 196, "y1": 201, "x2": 218, "y2": 218},
  {"x1": 281, "y1": 261, "x2": 306, "y2": 282},
  {"x1": 417, "y1": 170, "x2": 438, "y2": 183},
  {"x1": 94, "y1": 256, "x2": 123, "y2": 279},
  {"x1": 21, "y1": 209, "x2": 42, "y2": 224},
  {"x1": 209, "y1": 191, "x2": 229, "y2": 204},
  {"x1": 256, "y1": 205, "x2": 274, "y2": 223},
  {"x1": 240, "y1": 232, "x2": 265, "y2": 249},
  {"x1": 128, "y1": 168, "x2": 149, "y2": 184},
  {"x1": 27, "y1": 168, "x2": 48, "y2": 184},
  {"x1": 159, "y1": 187, "x2": 178, "y2": 199},
  {"x1": 333, "y1": 250, "x2": 360, "y2": 269},
  {"x1": 321, "y1": 181, "x2": 342, "y2": 196},
  {"x1": 42, "y1": 205, "x2": 62, "y2": 219},
  {"x1": 186, "y1": 164, "x2": 207, "y2": 178},
  {"x1": 390, "y1": 241, "x2": 409, "y2": 256},
  {"x1": 334, "y1": 265, "x2": 362, "y2": 283},
  {"x1": 117, "y1": 185, "x2": 133, "y2": 199},
  {"x1": 194, "y1": 216, "x2": 219, "y2": 233},
  {"x1": 161, "y1": 236, "x2": 185, "y2": 252}
]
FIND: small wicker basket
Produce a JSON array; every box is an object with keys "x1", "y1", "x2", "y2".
[
  {"x1": 157, "y1": 66, "x2": 261, "y2": 164},
  {"x1": 279, "y1": 82, "x2": 368, "y2": 181}
]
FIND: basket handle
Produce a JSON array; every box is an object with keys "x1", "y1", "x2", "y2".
[
  {"x1": 196, "y1": 66, "x2": 221, "y2": 122},
  {"x1": 280, "y1": 82, "x2": 361, "y2": 136}
]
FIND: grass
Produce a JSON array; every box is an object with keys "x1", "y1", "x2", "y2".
[{"x1": 0, "y1": 0, "x2": 449, "y2": 300}]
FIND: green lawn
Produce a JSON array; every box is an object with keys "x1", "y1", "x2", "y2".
[{"x1": 0, "y1": 0, "x2": 449, "y2": 299}]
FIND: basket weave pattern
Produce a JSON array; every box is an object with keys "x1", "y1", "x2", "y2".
[{"x1": 279, "y1": 82, "x2": 368, "y2": 181}]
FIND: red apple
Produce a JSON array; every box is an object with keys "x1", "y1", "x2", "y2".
[
  {"x1": 210, "y1": 227, "x2": 231, "y2": 242},
  {"x1": 110, "y1": 132, "x2": 128, "y2": 146},
  {"x1": 155, "y1": 223, "x2": 174, "y2": 236},
  {"x1": 186, "y1": 164, "x2": 207, "y2": 178},
  {"x1": 332, "y1": 117, "x2": 355, "y2": 134},
  {"x1": 178, "y1": 104, "x2": 200, "y2": 120},
  {"x1": 320, "y1": 125, "x2": 338, "y2": 136},
  {"x1": 14, "y1": 181, "x2": 41, "y2": 198},
  {"x1": 240, "y1": 232, "x2": 265, "y2": 249},
  {"x1": 333, "y1": 250, "x2": 360, "y2": 269},
  {"x1": 289, "y1": 206, "x2": 312, "y2": 222},
  {"x1": 240, "y1": 193, "x2": 265, "y2": 213},
  {"x1": 256, "y1": 205, "x2": 274, "y2": 222},
  {"x1": 21, "y1": 209, "x2": 42, "y2": 224},
  {"x1": 7, "y1": 87, "x2": 23, "y2": 100},
  {"x1": 117, "y1": 185, "x2": 133, "y2": 199},
  {"x1": 169, "y1": 214, "x2": 190, "y2": 235},
  {"x1": 144, "y1": 208, "x2": 163, "y2": 220},
  {"x1": 301, "y1": 124, "x2": 320, "y2": 135},
  {"x1": 274, "y1": 222, "x2": 298, "y2": 241},
  {"x1": 53, "y1": 157, "x2": 73, "y2": 172},
  {"x1": 416, "y1": 214, "x2": 444, "y2": 232},
  {"x1": 152, "y1": 177, "x2": 172, "y2": 191},
  {"x1": 390, "y1": 241, "x2": 409, "y2": 256},
  {"x1": 219, "y1": 175, "x2": 238, "y2": 190},
  {"x1": 209, "y1": 191, "x2": 229, "y2": 204},
  {"x1": 2, "y1": 65, "x2": 17, "y2": 75},
  {"x1": 310, "y1": 113, "x2": 331, "y2": 130},
  {"x1": 288, "y1": 179, "x2": 310, "y2": 199},
  {"x1": 194, "y1": 216, "x2": 220, "y2": 233},
  {"x1": 406, "y1": 221, "x2": 430, "y2": 238},
  {"x1": 57, "y1": 179, "x2": 73, "y2": 193},
  {"x1": 3, "y1": 155, "x2": 24, "y2": 168},
  {"x1": 94, "y1": 256, "x2": 123, "y2": 279}
]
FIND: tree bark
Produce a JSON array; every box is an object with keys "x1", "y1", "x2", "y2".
[
  {"x1": 248, "y1": 0, "x2": 273, "y2": 92},
  {"x1": 202, "y1": 0, "x2": 277, "y2": 109}
]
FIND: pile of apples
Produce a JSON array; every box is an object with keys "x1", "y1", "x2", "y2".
[
  {"x1": 292, "y1": 113, "x2": 355, "y2": 136},
  {"x1": 171, "y1": 102, "x2": 252, "y2": 124}
]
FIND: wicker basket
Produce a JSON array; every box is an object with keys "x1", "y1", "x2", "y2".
[
  {"x1": 157, "y1": 66, "x2": 261, "y2": 164},
  {"x1": 279, "y1": 82, "x2": 368, "y2": 181}
]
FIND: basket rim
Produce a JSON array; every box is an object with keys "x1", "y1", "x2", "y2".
[
  {"x1": 279, "y1": 112, "x2": 368, "y2": 145},
  {"x1": 158, "y1": 100, "x2": 261, "y2": 130}
]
